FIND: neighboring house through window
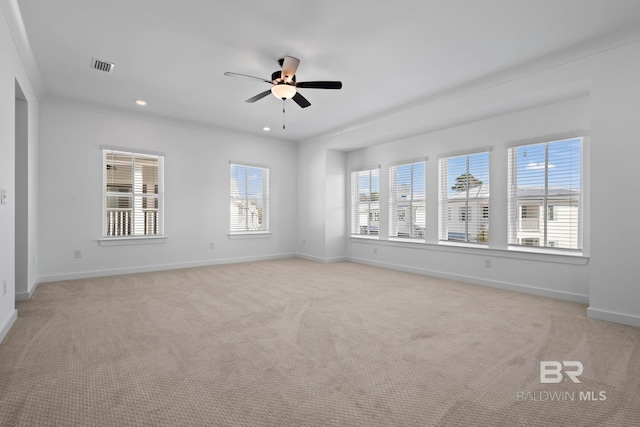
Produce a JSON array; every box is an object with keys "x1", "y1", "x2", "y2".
[
  {"x1": 351, "y1": 167, "x2": 379, "y2": 236},
  {"x1": 389, "y1": 160, "x2": 426, "y2": 239},
  {"x1": 103, "y1": 148, "x2": 164, "y2": 238},
  {"x1": 439, "y1": 151, "x2": 490, "y2": 243},
  {"x1": 508, "y1": 137, "x2": 582, "y2": 250}
]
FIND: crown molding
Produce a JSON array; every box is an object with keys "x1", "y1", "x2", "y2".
[
  {"x1": 304, "y1": 25, "x2": 640, "y2": 148},
  {"x1": 0, "y1": 0, "x2": 45, "y2": 99}
]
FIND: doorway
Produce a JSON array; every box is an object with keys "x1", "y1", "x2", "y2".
[{"x1": 15, "y1": 81, "x2": 28, "y2": 299}]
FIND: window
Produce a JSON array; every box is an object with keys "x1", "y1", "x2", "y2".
[
  {"x1": 520, "y1": 238, "x2": 540, "y2": 246},
  {"x1": 458, "y1": 206, "x2": 471, "y2": 222},
  {"x1": 521, "y1": 205, "x2": 540, "y2": 219},
  {"x1": 520, "y1": 205, "x2": 541, "y2": 231},
  {"x1": 351, "y1": 167, "x2": 379, "y2": 236},
  {"x1": 439, "y1": 152, "x2": 490, "y2": 243},
  {"x1": 230, "y1": 163, "x2": 269, "y2": 233},
  {"x1": 508, "y1": 137, "x2": 582, "y2": 250},
  {"x1": 103, "y1": 149, "x2": 164, "y2": 237},
  {"x1": 389, "y1": 161, "x2": 426, "y2": 239}
]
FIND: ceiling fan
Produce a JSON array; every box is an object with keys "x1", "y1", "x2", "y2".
[{"x1": 224, "y1": 56, "x2": 342, "y2": 109}]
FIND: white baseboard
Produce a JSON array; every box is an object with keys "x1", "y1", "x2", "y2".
[
  {"x1": 15, "y1": 292, "x2": 30, "y2": 301},
  {"x1": 38, "y1": 253, "x2": 296, "y2": 283},
  {"x1": 296, "y1": 253, "x2": 347, "y2": 264},
  {"x1": 16, "y1": 279, "x2": 40, "y2": 301},
  {"x1": 348, "y1": 256, "x2": 589, "y2": 304},
  {"x1": 587, "y1": 307, "x2": 640, "y2": 328},
  {"x1": 0, "y1": 309, "x2": 18, "y2": 343}
]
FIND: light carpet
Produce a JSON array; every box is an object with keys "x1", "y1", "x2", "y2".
[{"x1": 0, "y1": 258, "x2": 639, "y2": 426}]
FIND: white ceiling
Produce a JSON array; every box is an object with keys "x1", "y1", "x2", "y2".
[{"x1": 15, "y1": 0, "x2": 640, "y2": 143}]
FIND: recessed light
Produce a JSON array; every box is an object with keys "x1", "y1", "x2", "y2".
[
  {"x1": 135, "y1": 99, "x2": 147, "y2": 106},
  {"x1": 263, "y1": 127, "x2": 271, "y2": 132}
]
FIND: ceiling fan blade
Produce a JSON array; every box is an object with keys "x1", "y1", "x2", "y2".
[
  {"x1": 281, "y1": 56, "x2": 300, "y2": 83},
  {"x1": 296, "y1": 81, "x2": 342, "y2": 89},
  {"x1": 224, "y1": 72, "x2": 272, "y2": 84},
  {"x1": 292, "y1": 92, "x2": 311, "y2": 108},
  {"x1": 245, "y1": 90, "x2": 272, "y2": 103}
]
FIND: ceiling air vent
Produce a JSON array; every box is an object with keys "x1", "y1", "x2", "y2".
[{"x1": 91, "y1": 57, "x2": 114, "y2": 73}]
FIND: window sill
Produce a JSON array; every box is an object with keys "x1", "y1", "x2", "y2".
[
  {"x1": 438, "y1": 240, "x2": 489, "y2": 249},
  {"x1": 507, "y1": 245, "x2": 584, "y2": 257},
  {"x1": 350, "y1": 235, "x2": 379, "y2": 240},
  {"x1": 349, "y1": 237, "x2": 588, "y2": 265},
  {"x1": 388, "y1": 237, "x2": 426, "y2": 244},
  {"x1": 98, "y1": 236, "x2": 167, "y2": 246},
  {"x1": 228, "y1": 232, "x2": 271, "y2": 240}
]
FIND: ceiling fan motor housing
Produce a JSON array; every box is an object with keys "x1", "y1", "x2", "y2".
[{"x1": 271, "y1": 70, "x2": 295, "y2": 83}]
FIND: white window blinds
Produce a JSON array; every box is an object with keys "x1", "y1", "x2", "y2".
[
  {"x1": 439, "y1": 152, "x2": 490, "y2": 243},
  {"x1": 351, "y1": 168, "x2": 379, "y2": 236},
  {"x1": 389, "y1": 161, "x2": 426, "y2": 239},
  {"x1": 508, "y1": 137, "x2": 582, "y2": 250},
  {"x1": 103, "y1": 149, "x2": 164, "y2": 237},
  {"x1": 230, "y1": 163, "x2": 269, "y2": 233}
]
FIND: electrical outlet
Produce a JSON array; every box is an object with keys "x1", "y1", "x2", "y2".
[
  {"x1": 2, "y1": 280, "x2": 6, "y2": 296},
  {"x1": 209, "y1": 242, "x2": 215, "y2": 250},
  {"x1": 373, "y1": 247, "x2": 378, "y2": 254},
  {"x1": 302, "y1": 239, "x2": 306, "y2": 246},
  {"x1": 74, "y1": 250, "x2": 82, "y2": 259},
  {"x1": 484, "y1": 259, "x2": 492, "y2": 268},
  {"x1": 0, "y1": 188, "x2": 7, "y2": 205}
]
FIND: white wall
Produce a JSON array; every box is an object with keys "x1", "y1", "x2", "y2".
[
  {"x1": 588, "y1": 42, "x2": 640, "y2": 326},
  {"x1": 0, "y1": 3, "x2": 39, "y2": 342},
  {"x1": 296, "y1": 147, "x2": 346, "y2": 262},
  {"x1": 325, "y1": 150, "x2": 346, "y2": 261},
  {"x1": 296, "y1": 143, "x2": 328, "y2": 261},
  {"x1": 38, "y1": 100, "x2": 297, "y2": 281}
]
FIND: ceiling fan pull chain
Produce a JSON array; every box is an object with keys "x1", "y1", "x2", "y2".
[{"x1": 283, "y1": 99, "x2": 286, "y2": 130}]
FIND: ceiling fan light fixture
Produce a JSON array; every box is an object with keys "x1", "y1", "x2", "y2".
[{"x1": 271, "y1": 83, "x2": 296, "y2": 100}]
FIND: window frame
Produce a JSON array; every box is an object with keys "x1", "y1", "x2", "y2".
[
  {"x1": 351, "y1": 166, "x2": 380, "y2": 238},
  {"x1": 101, "y1": 147, "x2": 165, "y2": 240},
  {"x1": 507, "y1": 137, "x2": 583, "y2": 252},
  {"x1": 438, "y1": 150, "x2": 491, "y2": 245},
  {"x1": 229, "y1": 162, "x2": 270, "y2": 235},
  {"x1": 388, "y1": 160, "x2": 426, "y2": 241}
]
